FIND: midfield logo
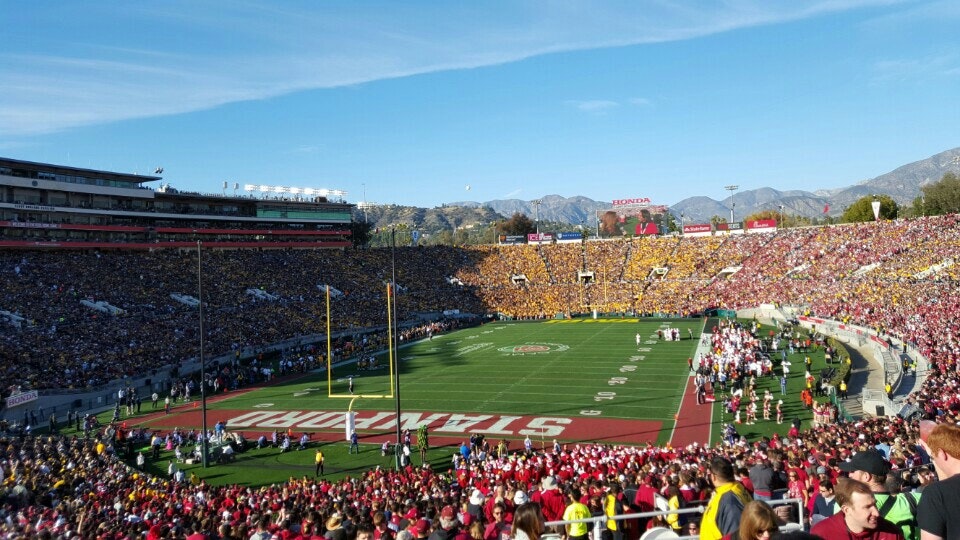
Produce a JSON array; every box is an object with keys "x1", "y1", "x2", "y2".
[{"x1": 498, "y1": 342, "x2": 570, "y2": 355}]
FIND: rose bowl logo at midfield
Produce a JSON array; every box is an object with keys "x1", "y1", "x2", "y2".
[{"x1": 498, "y1": 342, "x2": 570, "y2": 355}]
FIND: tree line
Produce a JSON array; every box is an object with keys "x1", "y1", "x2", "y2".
[{"x1": 739, "y1": 172, "x2": 960, "y2": 226}]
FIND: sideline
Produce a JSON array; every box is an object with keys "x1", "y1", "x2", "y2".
[{"x1": 668, "y1": 320, "x2": 713, "y2": 448}]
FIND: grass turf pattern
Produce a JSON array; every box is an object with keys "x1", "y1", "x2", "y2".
[
  {"x1": 72, "y1": 318, "x2": 834, "y2": 486},
  {"x1": 217, "y1": 318, "x2": 702, "y2": 427}
]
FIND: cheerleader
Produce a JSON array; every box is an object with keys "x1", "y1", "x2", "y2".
[{"x1": 776, "y1": 399, "x2": 784, "y2": 424}]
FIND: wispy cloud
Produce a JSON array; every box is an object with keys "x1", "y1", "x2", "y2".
[
  {"x1": 862, "y1": 0, "x2": 960, "y2": 28},
  {"x1": 570, "y1": 100, "x2": 620, "y2": 114},
  {"x1": 285, "y1": 145, "x2": 324, "y2": 155},
  {"x1": 503, "y1": 188, "x2": 522, "y2": 199},
  {"x1": 568, "y1": 97, "x2": 653, "y2": 114},
  {"x1": 872, "y1": 53, "x2": 960, "y2": 84},
  {"x1": 0, "y1": 1, "x2": 902, "y2": 137}
]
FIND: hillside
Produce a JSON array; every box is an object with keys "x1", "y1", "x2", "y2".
[{"x1": 358, "y1": 146, "x2": 960, "y2": 230}]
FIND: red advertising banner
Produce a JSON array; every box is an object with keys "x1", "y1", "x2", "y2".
[
  {"x1": 527, "y1": 232, "x2": 555, "y2": 243},
  {"x1": 0, "y1": 221, "x2": 60, "y2": 229},
  {"x1": 746, "y1": 219, "x2": 778, "y2": 230}
]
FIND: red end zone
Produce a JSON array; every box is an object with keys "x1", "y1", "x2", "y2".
[{"x1": 140, "y1": 408, "x2": 664, "y2": 446}]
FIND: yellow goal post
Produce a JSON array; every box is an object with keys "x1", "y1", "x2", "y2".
[{"x1": 326, "y1": 283, "x2": 395, "y2": 399}]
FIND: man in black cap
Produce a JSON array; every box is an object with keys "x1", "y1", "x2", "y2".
[{"x1": 835, "y1": 448, "x2": 920, "y2": 540}]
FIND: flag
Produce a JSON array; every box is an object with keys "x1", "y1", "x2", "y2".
[{"x1": 823, "y1": 203, "x2": 830, "y2": 214}]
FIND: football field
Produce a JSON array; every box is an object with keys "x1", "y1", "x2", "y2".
[
  {"x1": 158, "y1": 318, "x2": 705, "y2": 446},
  {"x1": 119, "y1": 317, "x2": 832, "y2": 485}
]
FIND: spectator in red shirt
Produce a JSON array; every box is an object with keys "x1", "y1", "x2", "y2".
[
  {"x1": 537, "y1": 476, "x2": 566, "y2": 524},
  {"x1": 811, "y1": 478, "x2": 904, "y2": 540}
]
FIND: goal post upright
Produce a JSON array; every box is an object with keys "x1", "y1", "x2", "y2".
[
  {"x1": 387, "y1": 282, "x2": 396, "y2": 398},
  {"x1": 325, "y1": 283, "x2": 395, "y2": 399},
  {"x1": 326, "y1": 284, "x2": 333, "y2": 396}
]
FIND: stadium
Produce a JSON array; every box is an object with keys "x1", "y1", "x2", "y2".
[{"x1": 0, "y1": 156, "x2": 957, "y2": 539}]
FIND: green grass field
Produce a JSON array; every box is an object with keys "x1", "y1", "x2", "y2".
[
  {"x1": 214, "y1": 318, "x2": 702, "y2": 430},
  {"x1": 71, "y1": 317, "x2": 833, "y2": 487}
]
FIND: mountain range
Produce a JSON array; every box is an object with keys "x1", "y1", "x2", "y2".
[{"x1": 360, "y1": 146, "x2": 960, "y2": 230}]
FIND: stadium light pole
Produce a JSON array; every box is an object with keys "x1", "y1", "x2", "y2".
[
  {"x1": 362, "y1": 183, "x2": 368, "y2": 224},
  {"x1": 532, "y1": 199, "x2": 542, "y2": 236},
  {"x1": 724, "y1": 185, "x2": 739, "y2": 224},
  {"x1": 197, "y1": 241, "x2": 209, "y2": 468},
  {"x1": 390, "y1": 227, "x2": 402, "y2": 469}
]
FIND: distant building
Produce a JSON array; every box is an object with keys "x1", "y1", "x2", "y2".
[{"x1": 0, "y1": 157, "x2": 353, "y2": 249}]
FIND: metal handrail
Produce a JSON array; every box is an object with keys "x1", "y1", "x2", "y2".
[{"x1": 544, "y1": 497, "x2": 805, "y2": 540}]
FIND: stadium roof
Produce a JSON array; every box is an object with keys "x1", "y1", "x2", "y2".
[{"x1": 0, "y1": 157, "x2": 162, "y2": 185}]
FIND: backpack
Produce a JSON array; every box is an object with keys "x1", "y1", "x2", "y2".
[{"x1": 877, "y1": 493, "x2": 919, "y2": 540}]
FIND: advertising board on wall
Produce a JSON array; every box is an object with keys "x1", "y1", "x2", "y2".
[
  {"x1": 746, "y1": 219, "x2": 777, "y2": 234},
  {"x1": 5, "y1": 390, "x2": 38, "y2": 409},
  {"x1": 682, "y1": 224, "x2": 713, "y2": 237},
  {"x1": 715, "y1": 221, "x2": 745, "y2": 235},
  {"x1": 499, "y1": 235, "x2": 526, "y2": 245},
  {"x1": 527, "y1": 232, "x2": 555, "y2": 244},
  {"x1": 555, "y1": 232, "x2": 584, "y2": 243}
]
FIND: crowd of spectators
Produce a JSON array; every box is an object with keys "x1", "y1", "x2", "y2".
[
  {"x1": 0, "y1": 388, "x2": 946, "y2": 538},
  {"x1": 624, "y1": 237, "x2": 676, "y2": 282},
  {"x1": 1, "y1": 213, "x2": 960, "y2": 537},
  {"x1": 539, "y1": 244, "x2": 583, "y2": 285},
  {"x1": 0, "y1": 248, "x2": 485, "y2": 391},
  {"x1": 3, "y1": 215, "x2": 960, "y2": 391}
]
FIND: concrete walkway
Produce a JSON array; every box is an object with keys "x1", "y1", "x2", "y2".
[{"x1": 835, "y1": 339, "x2": 880, "y2": 418}]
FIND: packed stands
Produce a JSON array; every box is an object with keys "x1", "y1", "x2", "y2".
[
  {"x1": 0, "y1": 391, "x2": 933, "y2": 538},
  {"x1": 624, "y1": 236, "x2": 677, "y2": 282},
  {"x1": 540, "y1": 242, "x2": 584, "y2": 285},
  {"x1": 3, "y1": 215, "x2": 960, "y2": 391},
  {"x1": 1, "y1": 214, "x2": 960, "y2": 537}
]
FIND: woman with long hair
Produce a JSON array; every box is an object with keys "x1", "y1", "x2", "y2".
[
  {"x1": 723, "y1": 500, "x2": 780, "y2": 540},
  {"x1": 468, "y1": 521, "x2": 484, "y2": 540},
  {"x1": 511, "y1": 502, "x2": 546, "y2": 540},
  {"x1": 664, "y1": 484, "x2": 685, "y2": 534}
]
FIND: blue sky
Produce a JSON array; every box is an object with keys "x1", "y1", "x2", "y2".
[{"x1": 2, "y1": 1, "x2": 959, "y2": 208}]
